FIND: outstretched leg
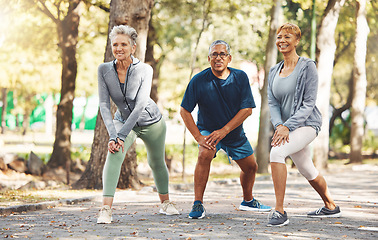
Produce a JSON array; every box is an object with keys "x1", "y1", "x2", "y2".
[
  {"x1": 308, "y1": 174, "x2": 336, "y2": 210},
  {"x1": 289, "y1": 144, "x2": 336, "y2": 210}
]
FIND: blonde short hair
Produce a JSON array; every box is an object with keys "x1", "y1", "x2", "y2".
[{"x1": 277, "y1": 23, "x2": 301, "y2": 40}]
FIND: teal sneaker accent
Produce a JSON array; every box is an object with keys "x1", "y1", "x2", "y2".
[
  {"x1": 189, "y1": 200, "x2": 206, "y2": 219},
  {"x1": 239, "y1": 198, "x2": 271, "y2": 212}
]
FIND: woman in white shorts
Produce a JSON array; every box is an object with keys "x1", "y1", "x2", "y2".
[{"x1": 267, "y1": 23, "x2": 341, "y2": 227}]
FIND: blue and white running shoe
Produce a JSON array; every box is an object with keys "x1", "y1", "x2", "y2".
[
  {"x1": 239, "y1": 198, "x2": 271, "y2": 212},
  {"x1": 189, "y1": 200, "x2": 206, "y2": 219}
]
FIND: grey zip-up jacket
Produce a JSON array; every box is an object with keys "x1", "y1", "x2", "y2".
[
  {"x1": 98, "y1": 56, "x2": 162, "y2": 142},
  {"x1": 267, "y1": 57, "x2": 322, "y2": 134}
]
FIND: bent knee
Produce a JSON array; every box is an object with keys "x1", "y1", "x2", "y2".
[
  {"x1": 248, "y1": 163, "x2": 257, "y2": 175},
  {"x1": 250, "y1": 160, "x2": 258, "y2": 172},
  {"x1": 270, "y1": 147, "x2": 287, "y2": 164},
  {"x1": 298, "y1": 167, "x2": 319, "y2": 181},
  {"x1": 197, "y1": 147, "x2": 215, "y2": 164},
  {"x1": 237, "y1": 155, "x2": 258, "y2": 174}
]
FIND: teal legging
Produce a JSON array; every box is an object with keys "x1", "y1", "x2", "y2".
[{"x1": 102, "y1": 118, "x2": 169, "y2": 197}]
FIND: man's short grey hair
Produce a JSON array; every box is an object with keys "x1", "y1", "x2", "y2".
[
  {"x1": 208, "y1": 40, "x2": 231, "y2": 55},
  {"x1": 109, "y1": 25, "x2": 138, "y2": 46}
]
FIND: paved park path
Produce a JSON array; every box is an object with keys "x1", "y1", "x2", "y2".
[{"x1": 1, "y1": 164, "x2": 377, "y2": 240}]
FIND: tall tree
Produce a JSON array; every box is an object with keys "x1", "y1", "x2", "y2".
[
  {"x1": 256, "y1": 0, "x2": 281, "y2": 174},
  {"x1": 73, "y1": 0, "x2": 153, "y2": 189},
  {"x1": 28, "y1": 0, "x2": 82, "y2": 169},
  {"x1": 313, "y1": 0, "x2": 345, "y2": 169},
  {"x1": 349, "y1": 0, "x2": 369, "y2": 163},
  {"x1": 310, "y1": 0, "x2": 317, "y2": 60},
  {"x1": 145, "y1": 18, "x2": 160, "y2": 102}
]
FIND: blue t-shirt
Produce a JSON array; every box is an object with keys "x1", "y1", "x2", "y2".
[{"x1": 181, "y1": 67, "x2": 256, "y2": 146}]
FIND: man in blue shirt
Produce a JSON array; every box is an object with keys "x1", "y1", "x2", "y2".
[{"x1": 180, "y1": 40, "x2": 271, "y2": 219}]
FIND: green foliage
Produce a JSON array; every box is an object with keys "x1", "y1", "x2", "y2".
[
  {"x1": 76, "y1": 3, "x2": 109, "y2": 97},
  {"x1": 330, "y1": 114, "x2": 351, "y2": 150},
  {"x1": 330, "y1": 112, "x2": 377, "y2": 154},
  {"x1": 0, "y1": 1, "x2": 61, "y2": 91},
  {"x1": 15, "y1": 145, "x2": 90, "y2": 164},
  {"x1": 71, "y1": 146, "x2": 92, "y2": 162},
  {"x1": 153, "y1": 0, "x2": 271, "y2": 119},
  {"x1": 363, "y1": 130, "x2": 378, "y2": 153},
  {"x1": 0, "y1": 0, "x2": 61, "y2": 132},
  {"x1": 17, "y1": 152, "x2": 51, "y2": 164},
  {"x1": 1, "y1": 0, "x2": 377, "y2": 160},
  {"x1": 365, "y1": 1, "x2": 378, "y2": 104}
]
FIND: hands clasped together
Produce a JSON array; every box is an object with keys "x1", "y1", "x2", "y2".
[
  {"x1": 271, "y1": 124, "x2": 290, "y2": 147},
  {"x1": 108, "y1": 138, "x2": 125, "y2": 153}
]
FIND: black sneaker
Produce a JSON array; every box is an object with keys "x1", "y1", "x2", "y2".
[
  {"x1": 267, "y1": 210, "x2": 289, "y2": 227},
  {"x1": 307, "y1": 206, "x2": 341, "y2": 218}
]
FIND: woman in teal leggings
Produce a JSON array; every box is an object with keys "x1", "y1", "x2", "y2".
[
  {"x1": 97, "y1": 25, "x2": 179, "y2": 224},
  {"x1": 102, "y1": 119, "x2": 169, "y2": 198}
]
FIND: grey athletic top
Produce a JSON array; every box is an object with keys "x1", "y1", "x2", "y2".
[
  {"x1": 268, "y1": 57, "x2": 322, "y2": 134},
  {"x1": 98, "y1": 56, "x2": 162, "y2": 142},
  {"x1": 272, "y1": 58, "x2": 301, "y2": 122}
]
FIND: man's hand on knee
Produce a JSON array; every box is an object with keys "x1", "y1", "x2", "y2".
[
  {"x1": 205, "y1": 129, "x2": 227, "y2": 147},
  {"x1": 197, "y1": 135, "x2": 216, "y2": 150}
]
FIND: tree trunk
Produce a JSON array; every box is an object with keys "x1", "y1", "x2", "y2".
[
  {"x1": 73, "y1": 0, "x2": 153, "y2": 190},
  {"x1": 310, "y1": 0, "x2": 316, "y2": 60},
  {"x1": 312, "y1": 0, "x2": 345, "y2": 169},
  {"x1": 145, "y1": 19, "x2": 159, "y2": 103},
  {"x1": 349, "y1": 0, "x2": 369, "y2": 164},
  {"x1": 47, "y1": 0, "x2": 81, "y2": 169},
  {"x1": 22, "y1": 113, "x2": 30, "y2": 136},
  {"x1": 1, "y1": 88, "x2": 7, "y2": 134},
  {"x1": 256, "y1": 0, "x2": 281, "y2": 174}
]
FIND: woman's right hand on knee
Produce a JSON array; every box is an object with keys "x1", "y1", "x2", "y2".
[{"x1": 272, "y1": 125, "x2": 290, "y2": 147}]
